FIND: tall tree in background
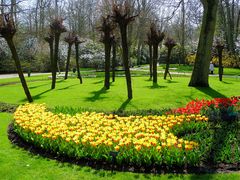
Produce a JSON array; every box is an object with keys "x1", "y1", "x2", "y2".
[
  {"x1": 148, "y1": 23, "x2": 165, "y2": 84},
  {"x1": 0, "y1": 14, "x2": 33, "y2": 102},
  {"x1": 111, "y1": 1, "x2": 137, "y2": 99},
  {"x1": 215, "y1": 41, "x2": 224, "y2": 81},
  {"x1": 74, "y1": 36, "x2": 83, "y2": 84},
  {"x1": 146, "y1": 33, "x2": 153, "y2": 80},
  {"x1": 50, "y1": 18, "x2": 66, "y2": 89},
  {"x1": 164, "y1": 37, "x2": 176, "y2": 80},
  {"x1": 0, "y1": 0, "x2": 4, "y2": 14},
  {"x1": 189, "y1": 0, "x2": 219, "y2": 87},
  {"x1": 98, "y1": 15, "x2": 115, "y2": 89},
  {"x1": 180, "y1": 0, "x2": 186, "y2": 64},
  {"x1": 44, "y1": 32, "x2": 54, "y2": 84},
  {"x1": 111, "y1": 35, "x2": 117, "y2": 82},
  {"x1": 64, "y1": 32, "x2": 75, "y2": 80},
  {"x1": 219, "y1": 0, "x2": 238, "y2": 54}
]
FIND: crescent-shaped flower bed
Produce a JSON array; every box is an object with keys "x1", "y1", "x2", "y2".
[{"x1": 13, "y1": 103, "x2": 209, "y2": 167}]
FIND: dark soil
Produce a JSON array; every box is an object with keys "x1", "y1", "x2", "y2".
[
  {"x1": 8, "y1": 123, "x2": 240, "y2": 174},
  {"x1": 0, "y1": 102, "x2": 18, "y2": 113}
]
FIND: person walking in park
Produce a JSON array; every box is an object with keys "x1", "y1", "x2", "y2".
[{"x1": 209, "y1": 61, "x2": 214, "y2": 74}]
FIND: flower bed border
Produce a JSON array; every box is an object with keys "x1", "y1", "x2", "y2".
[{"x1": 8, "y1": 123, "x2": 240, "y2": 174}]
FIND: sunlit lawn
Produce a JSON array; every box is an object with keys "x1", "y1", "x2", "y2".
[
  {"x1": 0, "y1": 73, "x2": 240, "y2": 179},
  {"x1": 0, "y1": 76, "x2": 239, "y2": 111}
]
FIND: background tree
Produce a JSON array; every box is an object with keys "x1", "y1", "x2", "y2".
[
  {"x1": 164, "y1": 37, "x2": 177, "y2": 80},
  {"x1": 148, "y1": 23, "x2": 165, "y2": 84},
  {"x1": 44, "y1": 32, "x2": 54, "y2": 83},
  {"x1": 111, "y1": 35, "x2": 117, "y2": 82},
  {"x1": 180, "y1": 0, "x2": 186, "y2": 64},
  {"x1": 189, "y1": 0, "x2": 219, "y2": 87},
  {"x1": 215, "y1": 40, "x2": 224, "y2": 81},
  {"x1": 146, "y1": 33, "x2": 153, "y2": 79},
  {"x1": 0, "y1": 14, "x2": 33, "y2": 102},
  {"x1": 218, "y1": 0, "x2": 240, "y2": 55},
  {"x1": 74, "y1": 36, "x2": 83, "y2": 84},
  {"x1": 50, "y1": 17, "x2": 66, "y2": 89},
  {"x1": 98, "y1": 15, "x2": 115, "y2": 89},
  {"x1": 64, "y1": 32, "x2": 75, "y2": 80},
  {"x1": 111, "y1": 1, "x2": 138, "y2": 99}
]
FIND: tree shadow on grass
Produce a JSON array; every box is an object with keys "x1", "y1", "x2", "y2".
[
  {"x1": 29, "y1": 83, "x2": 50, "y2": 90},
  {"x1": 85, "y1": 87, "x2": 108, "y2": 102},
  {"x1": 93, "y1": 80, "x2": 104, "y2": 84},
  {"x1": 195, "y1": 87, "x2": 226, "y2": 98},
  {"x1": 20, "y1": 89, "x2": 52, "y2": 102},
  {"x1": 57, "y1": 79, "x2": 65, "y2": 83},
  {"x1": 221, "y1": 81, "x2": 233, "y2": 85},
  {"x1": 117, "y1": 99, "x2": 131, "y2": 112},
  {"x1": 57, "y1": 84, "x2": 79, "y2": 91},
  {"x1": 146, "y1": 83, "x2": 167, "y2": 89},
  {"x1": 144, "y1": 78, "x2": 152, "y2": 82},
  {"x1": 32, "y1": 89, "x2": 53, "y2": 100},
  {"x1": 166, "y1": 80, "x2": 178, "y2": 84}
]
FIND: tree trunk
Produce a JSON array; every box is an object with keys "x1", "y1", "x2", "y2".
[
  {"x1": 52, "y1": 34, "x2": 60, "y2": 89},
  {"x1": 55, "y1": 0, "x2": 58, "y2": 17},
  {"x1": 217, "y1": 48, "x2": 224, "y2": 81},
  {"x1": 164, "y1": 47, "x2": 172, "y2": 80},
  {"x1": 112, "y1": 40, "x2": 116, "y2": 82},
  {"x1": 189, "y1": 0, "x2": 219, "y2": 87},
  {"x1": 225, "y1": 0, "x2": 235, "y2": 54},
  {"x1": 181, "y1": 0, "x2": 186, "y2": 64},
  {"x1": 235, "y1": 9, "x2": 240, "y2": 41},
  {"x1": 75, "y1": 43, "x2": 83, "y2": 84},
  {"x1": 104, "y1": 42, "x2": 111, "y2": 89},
  {"x1": 149, "y1": 44, "x2": 153, "y2": 79},
  {"x1": 120, "y1": 25, "x2": 133, "y2": 99},
  {"x1": 1, "y1": 0, "x2": 4, "y2": 14},
  {"x1": 5, "y1": 38, "x2": 33, "y2": 102},
  {"x1": 10, "y1": 0, "x2": 17, "y2": 26},
  {"x1": 48, "y1": 40, "x2": 54, "y2": 87},
  {"x1": 65, "y1": 44, "x2": 72, "y2": 80},
  {"x1": 152, "y1": 44, "x2": 158, "y2": 84}
]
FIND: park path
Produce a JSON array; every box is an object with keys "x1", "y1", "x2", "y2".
[
  {"x1": 0, "y1": 69, "x2": 239, "y2": 79},
  {"x1": 0, "y1": 73, "x2": 51, "y2": 79}
]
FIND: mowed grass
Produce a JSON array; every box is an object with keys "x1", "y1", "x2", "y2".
[
  {"x1": 139, "y1": 64, "x2": 240, "y2": 75},
  {"x1": 0, "y1": 76, "x2": 240, "y2": 111},
  {"x1": 1, "y1": 113, "x2": 240, "y2": 179}
]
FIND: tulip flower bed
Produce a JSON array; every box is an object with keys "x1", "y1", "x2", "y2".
[
  {"x1": 170, "y1": 96, "x2": 239, "y2": 115},
  {"x1": 13, "y1": 103, "x2": 211, "y2": 167}
]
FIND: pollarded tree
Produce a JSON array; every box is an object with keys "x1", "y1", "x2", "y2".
[
  {"x1": 74, "y1": 36, "x2": 83, "y2": 84},
  {"x1": 111, "y1": 35, "x2": 117, "y2": 82},
  {"x1": 148, "y1": 23, "x2": 165, "y2": 84},
  {"x1": 189, "y1": 0, "x2": 219, "y2": 87},
  {"x1": 146, "y1": 33, "x2": 153, "y2": 80},
  {"x1": 0, "y1": 14, "x2": 33, "y2": 102},
  {"x1": 98, "y1": 15, "x2": 115, "y2": 89},
  {"x1": 164, "y1": 37, "x2": 177, "y2": 80},
  {"x1": 215, "y1": 40, "x2": 224, "y2": 81},
  {"x1": 50, "y1": 18, "x2": 67, "y2": 89},
  {"x1": 111, "y1": 1, "x2": 138, "y2": 99},
  {"x1": 44, "y1": 31, "x2": 54, "y2": 83},
  {"x1": 64, "y1": 32, "x2": 75, "y2": 80}
]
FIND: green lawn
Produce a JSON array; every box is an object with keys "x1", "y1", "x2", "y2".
[
  {"x1": 139, "y1": 64, "x2": 240, "y2": 76},
  {"x1": 1, "y1": 113, "x2": 239, "y2": 179},
  {"x1": 1, "y1": 75, "x2": 240, "y2": 179},
  {"x1": 0, "y1": 76, "x2": 239, "y2": 111}
]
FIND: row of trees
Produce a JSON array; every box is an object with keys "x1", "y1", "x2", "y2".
[
  {"x1": 1, "y1": 1, "x2": 236, "y2": 58},
  {"x1": 1, "y1": 0, "x2": 240, "y2": 72},
  {"x1": 0, "y1": 0, "x2": 237, "y2": 102}
]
